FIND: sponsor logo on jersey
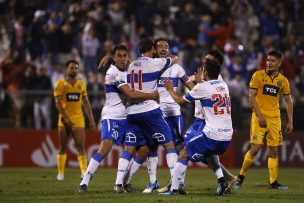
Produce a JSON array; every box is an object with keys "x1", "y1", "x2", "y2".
[
  {"x1": 66, "y1": 93, "x2": 80, "y2": 101},
  {"x1": 277, "y1": 80, "x2": 282, "y2": 87},
  {"x1": 263, "y1": 84, "x2": 279, "y2": 96}
]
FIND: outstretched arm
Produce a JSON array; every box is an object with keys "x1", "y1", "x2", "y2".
[
  {"x1": 163, "y1": 78, "x2": 187, "y2": 105},
  {"x1": 119, "y1": 84, "x2": 159, "y2": 102}
]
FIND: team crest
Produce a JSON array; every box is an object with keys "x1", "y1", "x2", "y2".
[
  {"x1": 253, "y1": 134, "x2": 258, "y2": 141},
  {"x1": 77, "y1": 85, "x2": 82, "y2": 90},
  {"x1": 277, "y1": 80, "x2": 282, "y2": 87}
]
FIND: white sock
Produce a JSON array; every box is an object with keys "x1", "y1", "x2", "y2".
[
  {"x1": 126, "y1": 160, "x2": 142, "y2": 184},
  {"x1": 214, "y1": 167, "x2": 224, "y2": 179},
  {"x1": 147, "y1": 156, "x2": 158, "y2": 183},
  {"x1": 171, "y1": 161, "x2": 188, "y2": 191},
  {"x1": 115, "y1": 158, "x2": 130, "y2": 185},
  {"x1": 180, "y1": 171, "x2": 186, "y2": 185},
  {"x1": 166, "y1": 153, "x2": 178, "y2": 177},
  {"x1": 80, "y1": 158, "x2": 100, "y2": 186}
]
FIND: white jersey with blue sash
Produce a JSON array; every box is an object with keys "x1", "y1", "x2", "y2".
[
  {"x1": 126, "y1": 56, "x2": 171, "y2": 114},
  {"x1": 101, "y1": 65, "x2": 127, "y2": 120},
  {"x1": 158, "y1": 64, "x2": 189, "y2": 117},
  {"x1": 184, "y1": 79, "x2": 233, "y2": 141}
]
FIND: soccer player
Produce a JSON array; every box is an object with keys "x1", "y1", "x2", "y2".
[
  {"x1": 160, "y1": 59, "x2": 233, "y2": 196},
  {"x1": 54, "y1": 60, "x2": 96, "y2": 181},
  {"x1": 139, "y1": 38, "x2": 194, "y2": 193},
  {"x1": 113, "y1": 38, "x2": 179, "y2": 192},
  {"x1": 76, "y1": 45, "x2": 158, "y2": 193},
  {"x1": 234, "y1": 50, "x2": 293, "y2": 189}
]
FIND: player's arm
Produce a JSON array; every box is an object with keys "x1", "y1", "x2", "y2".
[
  {"x1": 184, "y1": 78, "x2": 195, "y2": 90},
  {"x1": 82, "y1": 96, "x2": 97, "y2": 129},
  {"x1": 163, "y1": 78, "x2": 187, "y2": 105},
  {"x1": 54, "y1": 95, "x2": 73, "y2": 129},
  {"x1": 248, "y1": 88, "x2": 267, "y2": 127},
  {"x1": 97, "y1": 55, "x2": 114, "y2": 71},
  {"x1": 119, "y1": 84, "x2": 159, "y2": 102},
  {"x1": 283, "y1": 94, "x2": 293, "y2": 134}
]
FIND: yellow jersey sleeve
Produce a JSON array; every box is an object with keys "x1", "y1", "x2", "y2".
[
  {"x1": 249, "y1": 71, "x2": 259, "y2": 89},
  {"x1": 54, "y1": 80, "x2": 64, "y2": 97},
  {"x1": 282, "y1": 77, "x2": 291, "y2": 95},
  {"x1": 81, "y1": 81, "x2": 88, "y2": 97}
]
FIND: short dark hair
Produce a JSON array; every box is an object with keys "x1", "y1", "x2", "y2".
[
  {"x1": 268, "y1": 50, "x2": 282, "y2": 59},
  {"x1": 153, "y1": 38, "x2": 169, "y2": 48},
  {"x1": 66, "y1": 59, "x2": 79, "y2": 67},
  {"x1": 113, "y1": 44, "x2": 128, "y2": 55},
  {"x1": 205, "y1": 59, "x2": 221, "y2": 79},
  {"x1": 207, "y1": 50, "x2": 224, "y2": 65},
  {"x1": 138, "y1": 38, "x2": 154, "y2": 54}
]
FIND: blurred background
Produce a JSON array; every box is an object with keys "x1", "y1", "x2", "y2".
[{"x1": 0, "y1": 0, "x2": 303, "y2": 131}]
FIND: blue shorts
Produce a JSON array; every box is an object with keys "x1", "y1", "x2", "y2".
[
  {"x1": 165, "y1": 115, "x2": 184, "y2": 146},
  {"x1": 186, "y1": 132, "x2": 230, "y2": 162},
  {"x1": 101, "y1": 119, "x2": 126, "y2": 146},
  {"x1": 124, "y1": 122, "x2": 147, "y2": 147},
  {"x1": 184, "y1": 118, "x2": 206, "y2": 145},
  {"x1": 125, "y1": 108, "x2": 173, "y2": 146}
]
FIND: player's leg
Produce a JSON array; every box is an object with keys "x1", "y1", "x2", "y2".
[
  {"x1": 160, "y1": 147, "x2": 189, "y2": 196},
  {"x1": 267, "y1": 117, "x2": 287, "y2": 189},
  {"x1": 77, "y1": 139, "x2": 114, "y2": 192},
  {"x1": 57, "y1": 127, "x2": 69, "y2": 180},
  {"x1": 114, "y1": 145, "x2": 136, "y2": 193},
  {"x1": 72, "y1": 128, "x2": 87, "y2": 177},
  {"x1": 142, "y1": 146, "x2": 159, "y2": 193},
  {"x1": 123, "y1": 145, "x2": 150, "y2": 192},
  {"x1": 235, "y1": 113, "x2": 266, "y2": 189}
]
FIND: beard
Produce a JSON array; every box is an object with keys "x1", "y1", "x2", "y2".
[{"x1": 69, "y1": 72, "x2": 77, "y2": 78}]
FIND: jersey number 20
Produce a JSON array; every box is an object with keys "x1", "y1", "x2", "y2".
[
  {"x1": 211, "y1": 94, "x2": 231, "y2": 115},
  {"x1": 130, "y1": 70, "x2": 142, "y2": 91}
]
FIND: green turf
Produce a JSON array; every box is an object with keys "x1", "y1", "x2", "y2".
[{"x1": 0, "y1": 168, "x2": 303, "y2": 203}]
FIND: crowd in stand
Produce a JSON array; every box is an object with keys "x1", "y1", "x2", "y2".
[{"x1": 0, "y1": 0, "x2": 303, "y2": 129}]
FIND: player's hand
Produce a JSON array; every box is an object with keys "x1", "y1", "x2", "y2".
[
  {"x1": 62, "y1": 117, "x2": 73, "y2": 131},
  {"x1": 162, "y1": 78, "x2": 174, "y2": 91},
  {"x1": 285, "y1": 121, "x2": 293, "y2": 134},
  {"x1": 89, "y1": 121, "x2": 97, "y2": 130},
  {"x1": 195, "y1": 67, "x2": 204, "y2": 83},
  {"x1": 257, "y1": 115, "x2": 267, "y2": 128},
  {"x1": 98, "y1": 55, "x2": 113, "y2": 71},
  {"x1": 151, "y1": 90, "x2": 159, "y2": 102}
]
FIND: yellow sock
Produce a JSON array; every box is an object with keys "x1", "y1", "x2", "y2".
[
  {"x1": 77, "y1": 154, "x2": 88, "y2": 175},
  {"x1": 268, "y1": 157, "x2": 278, "y2": 184},
  {"x1": 57, "y1": 153, "x2": 67, "y2": 175},
  {"x1": 240, "y1": 151, "x2": 254, "y2": 176}
]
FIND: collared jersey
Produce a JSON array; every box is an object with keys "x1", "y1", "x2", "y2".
[
  {"x1": 126, "y1": 56, "x2": 171, "y2": 114},
  {"x1": 102, "y1": 64, "x2": 128, "y2": 120},
  {"x1": 249, "y1": 70, "x2": 291, "y2": 117},
  {"x1": 184, "y1": 79, "x2": 233, "y2": 141},
  {"x1": 54, "y1": 78, "x2": 87, "y2": 126},
  {"x1": 158, "y1": 63, "x2": 190, "y2": 117}
]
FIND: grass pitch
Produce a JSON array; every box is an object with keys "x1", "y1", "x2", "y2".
[{"x1": 0, "y1": 168, "x2": 303, "y2": 203}]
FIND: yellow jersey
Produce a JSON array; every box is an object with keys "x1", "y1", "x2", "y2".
[
  {"x1": 54, "y1": 78, "x2": 87, "y2": 128},
  {"x1": 249, "y1": 70, "x2": 291, "y2": 118}
]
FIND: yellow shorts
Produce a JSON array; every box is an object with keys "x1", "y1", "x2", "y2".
[
  {"x1": 250, "y1": 113, "x2": 283, "y2": 146},
  {"x1": 58, "y1": 115, "x2": 85, "y2": 128}
]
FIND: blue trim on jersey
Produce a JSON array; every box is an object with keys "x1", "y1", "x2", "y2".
[
  {"x1": 164, "y1": 58, "x2": 171, "y2": 68},
  {"x1": 127, "y1": 71, "x2": 160, "y2": 83},
  {"x1": 158, "y1": 77, "x2": 178, "y2": 87},
  {"x1": 105, "y1": 84, "x2": 122, "y2": 93},
  {"x1": 184, "y1": 93, "x2": 195, "y2": 102},
  {"x1": 200, "y1": 98, "x2": 227, "y2": 108}
]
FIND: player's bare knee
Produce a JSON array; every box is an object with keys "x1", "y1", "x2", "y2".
[{"x1": 268, "y1": 147, "x2": 278, "y2": 158}]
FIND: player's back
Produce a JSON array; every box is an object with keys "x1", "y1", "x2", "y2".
[
  {"x1": 196, "y1": 79, "x2": 233, "y2": 141},
  {"x1": 102, "y1": 65, "x2": 127, "y2": 120},
  {"x1": 127, "y1": 56, "x2": 170, "y2": 114}
]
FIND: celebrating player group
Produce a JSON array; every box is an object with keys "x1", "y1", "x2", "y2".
[{"x1": 53, "y1": 37, "x2": 293, "y2": 196}]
